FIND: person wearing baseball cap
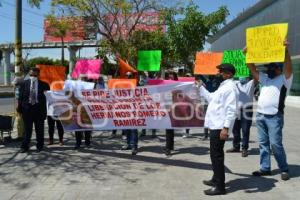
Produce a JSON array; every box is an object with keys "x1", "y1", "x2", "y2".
[
  {"x1": 195, "y1": 63, "x2": 238, "y2": 195},
  {"x1": 244, "y1": 41, "x2": 293, "y2": 181}
]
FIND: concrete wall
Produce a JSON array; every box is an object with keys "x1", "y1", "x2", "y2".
[{"x1": 210, "y1": 0, "x2": 300, "y2": 95}]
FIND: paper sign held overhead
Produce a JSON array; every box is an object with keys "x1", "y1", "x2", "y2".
[
  {"x1": 71, "y1": 59, "x2": 103, "y2": 80},
  {"x1": 246, "y1": 23, "x2": 288, "y2": 63},
  {"x1": 36, "y1": 65, "x2": 66, "y2": 91},
  {"x1": 222, "y1": 50, "x2": 250, "y2": 78},
  {"x1": 118, "y1": 58, "x2": 137, "y2": 78},
  {"x1": 137, "y1": 50, "x2": 161, "y2": 71},
  {"x1": 194, "y1": 52, "x2": 223, "y2": 75}
]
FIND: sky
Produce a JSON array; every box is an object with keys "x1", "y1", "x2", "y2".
[{"x1": 0, "y1": 0, "x2": 259, "y2": 60}]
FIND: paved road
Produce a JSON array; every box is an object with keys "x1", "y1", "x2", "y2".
[{"x1": 0, "y1": 106, "x2": 299, "y2": 200}]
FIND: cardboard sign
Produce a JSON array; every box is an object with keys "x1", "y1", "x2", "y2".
[
  {"x1": 222, "y1": 50, "x2": 250, "y2": 78},
  {"x1": 36, "y1": 65, "x2": 66, "y2": 91},
  {"x1": 118, "y1": 58, "x2": 137, "y2": 78},
  {"x1": 246, "y1": 23, "x2": 288, "y2": 63},
  {"x1": 71, "y1": 59, "x2": 103, "y2": 79},
  {"x1": 194, "y1": 52, "x2": 223, "y2": 75},
  {"x1": 137, "y1": 50, "x2": 161, "y2": 71},
  {"x1": 108, "y1": 79, "x2": 137, "y2": 89}
]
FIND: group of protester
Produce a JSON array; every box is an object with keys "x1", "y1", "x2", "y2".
[{"x1": 13, "y1": 42, "x2": 293, "y2": 196}]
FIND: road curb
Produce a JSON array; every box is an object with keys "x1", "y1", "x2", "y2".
[{"x1": 0, "y1": 92, "x2": 14, "y2": 98}]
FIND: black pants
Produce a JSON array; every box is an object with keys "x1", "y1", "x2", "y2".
[
  {"x1": 47, "y1": 116, "x2": 64, "y2": 141},
  {"x1": 21, "y1": 105, "x2": 45, "y2": 150},
  {"x1": 210, "y1": 129, "x2": 225, "y2": 190},
  {"x1": 166, "y1": 129, "x2": 174, "y2": 150},
  {"x1": 232, "y1": 107, "x2": 253, "y2": 150},
  {"x1": 75, "y1": 131, "x2": 91, "y2": 147}
]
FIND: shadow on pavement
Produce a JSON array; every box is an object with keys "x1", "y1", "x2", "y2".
[{"x1": 226, "y1": 174, "x2": 278, "y2": 194}]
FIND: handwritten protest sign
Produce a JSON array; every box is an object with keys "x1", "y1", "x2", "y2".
[
  {"x1": 137, "y1": 50, "x2": 161, "y2": 71},
  {"x1": 36, "y1": 65, "x2": 66, "y2": 91},
  {"x1": 108, "y1": 79, "x2": 137, "y2": 89},
  {"x1": 71, "y1": 59, "x2": 103, "y2": 79},
  {"x1": 194, "y1": 52, "x2": 223, "y2": 75},
  {"x1": 222, "y1": 50, "x2": 250, "y2": 78},
  {"x1": 45, "y1": 82, "x2": 205, "y2": 131},
  {"x1": 118, "y1": 58, "x2": 137, "y2": 78},
  {"x1": 246, "y1": 23, "x2": 288, "y2": 63}
]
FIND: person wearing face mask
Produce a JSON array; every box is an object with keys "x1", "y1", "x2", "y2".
[
  {"x1": 195, "y1": 63, "x2": 238, "y2": 195},
  {"x1": 244, "y1": 41, "x2": 293, "y2": 181},
  {"x1": 17, "y1": 68, "x2": 50, "y2": 153},
  {"x1": 226, "y1": 77, "x2": 256, "y2": 157}
]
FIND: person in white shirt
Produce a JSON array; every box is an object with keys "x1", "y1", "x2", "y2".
[
  {"x1": 226, "y1": 77, "x2": 256, "y2": 157},
  {"x1": 245, "y1": 41, "x2": 293, "y2": 181},
  {"x1": 195, "y1": 63, "x2": 238, "y2": 196}
]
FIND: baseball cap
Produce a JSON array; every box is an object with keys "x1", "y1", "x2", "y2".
[
  {"x1": 264, "y1": 62, "x2": 284, "y2": 70},
  {"x1": 217, "y1": 63, "x2": 236, "y2": 75}
]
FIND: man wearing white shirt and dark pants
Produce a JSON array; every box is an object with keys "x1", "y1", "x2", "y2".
[
  {"x1": 245, "y1": 42, "x2": 293, "y2": 181},
  {"x1": 227, "y1": 78, "x2": 256, "y2": 157},
  {"x1": 196, "y1": 63, "x2": 238, "y2": 195}
]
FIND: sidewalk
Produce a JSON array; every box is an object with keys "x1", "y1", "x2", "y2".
[
  {"x1": 0, "y1": 106, "x2": 299, "y2": 200},
  {"x1": 286, "y1": 96, "x2": 300, "y2": 108}
]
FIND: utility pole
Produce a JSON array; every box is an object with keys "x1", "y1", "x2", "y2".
[
  {"x1": 15, "y1": 0, "x2": 24, "y2": 140},
  {"x1": 15, "y1": 0, "x2": 22, "y2": 74}
]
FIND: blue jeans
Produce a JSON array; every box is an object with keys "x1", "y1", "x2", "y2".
[
  {"x1": 256, "y1": 112, "x2": 288, "y2": 172},
  {"x1": 232, "y1": 107, "x2": 253, "y2": 150},
  {"x1": 123, "y1": 129, "x2": 138, "y2": 149}
]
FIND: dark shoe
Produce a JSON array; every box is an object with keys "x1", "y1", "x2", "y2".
[
  {"x1": 252, "y1": 170, "x2": 271, "y2": 176},
  {"x1": 163, "y1": 148, "x2": 171, "y2": 156},
  {"x1": 226, "y1": 148, "x2": 240, "y2": 153},
  {"x1": 48, "y1": 139, "x2": 54, "y2": 146},
  {"x1": 37, "y1": 148, "x2": 43, "y2": 153},
  {"x1": 108, "y1": 134, "x2": 116, "y2": 139},
  {"x1": 74, "y1": 145, "x2": 80, "y2": 150},
  {"x1": 204, "y1": 187, "x2": 226, "y2": 196},
  {"x1": 281, "y1": 172, "x2": 290, "y2": 181},
  {"x1": 121, "y1": 145, "x2": 131, "y2": 150},
  {"x1": 203, "y1": 179, "x2": 216, "y2": 187},
  {"x1": 14, "y1": 137, "x2": 24, "y2": 142},
  {"x1": 20, "y1": 148, "x2": 28, "y2": 153},
  {"x1": 202, "y1": 137, "x2": 208, "y2": 141},
  {"x1": 140, "y1": 133, "x2": 146, "y2": 137},
  {"x1": 151, "y1": 134, "x2": 157, "y2": 138},
  {"x1": 131, "y1": 148, "x2": 138, "y2": 155},
  {"x1": 242, "y1": 149, "x2": 248, "y2": 157},
  {"x1": 85, "y1": 144, "x2": 91, "y2": 149}
]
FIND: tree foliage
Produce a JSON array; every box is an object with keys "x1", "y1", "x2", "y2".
[
  {"x1": 165, "y1": 2, "x2": 229, "y2": 71},
  {"x1": 25, "y1": 57, "x2": 69, "y2": 72},
  {"x1": 45, "y1": 15, "x2": 75, "y2": 65}
]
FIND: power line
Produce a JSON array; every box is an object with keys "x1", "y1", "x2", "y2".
[
  {"x1": 2, "y1": 0, "x2": 45, "y2": 17},
  {"x1": 0, "y1": 13, "x2": 43, "y2": 29},
  {"x1": 1, "y1": 10, "x2": 42, "y2": 25}
]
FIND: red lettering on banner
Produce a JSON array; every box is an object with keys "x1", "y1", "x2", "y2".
[{"x1": 113, "y1": 119, "x2": 146, "y2": 127}]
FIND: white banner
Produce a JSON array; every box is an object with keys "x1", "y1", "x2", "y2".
[{"x1": 45, "y1": 82, "x2": 205, "y2": 131}]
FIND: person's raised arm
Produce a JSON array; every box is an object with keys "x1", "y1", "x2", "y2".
[
  {"x1": 243, "y1": 47, "x2": 259, "y2": 81},
  {"x1": 283, "y1": 41, "x2": 293, "y2": 79}
]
